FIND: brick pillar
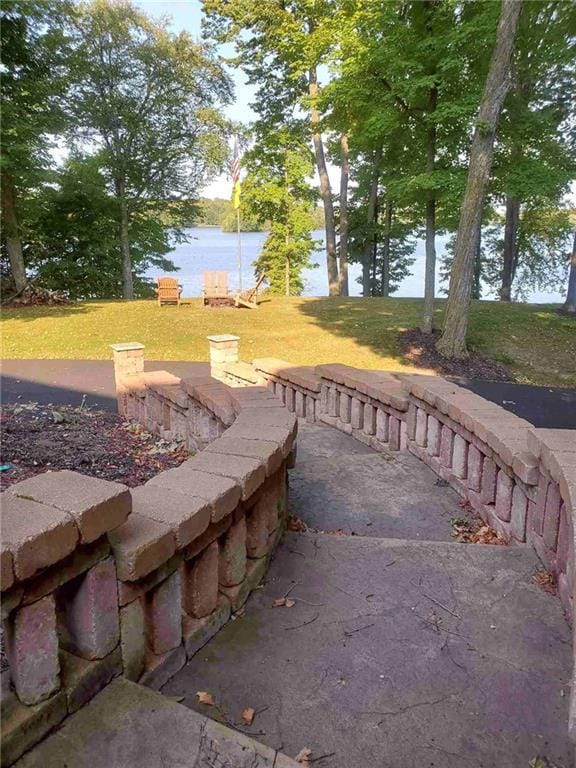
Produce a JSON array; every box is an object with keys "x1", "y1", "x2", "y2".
[
  {"x1": 219, "y1": 517, "x2": 247, "y2": 587},
  {"x1": 58, "y1": 558, "x2": 120, "y2": 660},
  {"x1": 146, "y1": 570, "x2": 183, "y2": 654},
  {"x1": 110, "y1": 342, "x2": 145, "y2": 386},
  {"x1": 120, "y1": 599, "x2": 146, "y2": 681},
  {"x1": 183, "y1": 541, "x2": 219, "y2": 619},
  {"x1": 111, "y1": 342, "x2": 145, "y2": 414},
  {"x1": 5, "y1": 595, "x2": 61, "y2": 705},
  {"x1": 207, "y1": 334, "x2": 239, "y2": 381}
]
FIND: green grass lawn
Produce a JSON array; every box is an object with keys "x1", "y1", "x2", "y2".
[{"x1": 2, "y1": 296, "x2": 575, "y2": 387}]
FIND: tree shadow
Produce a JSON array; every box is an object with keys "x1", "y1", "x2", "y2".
[
  {"x1": 1, "y1": 301, "x2": 100, "y2": 323},
  {"x1": 0, "y1": 360, "x2": 209, "y2": 412},
  {"x1": 297, "y1": 296, "x2": 429, "y2": 364}
]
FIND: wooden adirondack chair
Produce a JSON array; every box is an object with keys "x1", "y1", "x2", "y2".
[
  {"x1": 234, "y1": 272, "x2": 266, "y2": 309},
  {"x1": 202, "y1": 271, "x2": 231, "y2": 306},
  {"x1": 155, "y1": 277, "x2": 183, "y2": 306}
]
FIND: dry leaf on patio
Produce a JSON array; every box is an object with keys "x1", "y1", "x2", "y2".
[
  {"x1": 288, "y1": 515, "x2": 307, "y2": 532},
  {"x1": 272, "y1": 597, "x2": 295, "y2": 608},
  {"x1": 295, "y1": 747, "x2": 313, "y2": 764},
  {"x1": 196, "y1": 691, "x2": 214, "y2": 706},
  {"x1": 533, "y1": 568, "x2": 557, "y2": 595},
  {"x1": 241, "y1": 707, "x2": 255, "y2": 725}
]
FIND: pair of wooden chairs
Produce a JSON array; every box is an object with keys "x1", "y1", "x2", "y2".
[{"x1": 155, "y1": 272, "x2": 266, "y2": 308}]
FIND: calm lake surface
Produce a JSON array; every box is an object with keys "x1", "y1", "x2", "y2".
[{"x1": 146, "y1": 227, "x2": 563, "y2": 303}]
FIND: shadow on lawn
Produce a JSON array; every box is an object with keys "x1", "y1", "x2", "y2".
[
  {"x1": 1, "y1": 301, "x2": 99, "y2": 323},
  {"x1": 297, "y1": 296, "x2": 433, "y2": 364}
]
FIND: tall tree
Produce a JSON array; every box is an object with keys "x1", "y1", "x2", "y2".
[
  {"x1": 338, "y1": 134, "x2": 350, "y2": 296},
  {"x1": 494, "y1": 0, "x2": 576, "y2": 301},
  {"x1": 563, "y1": 232, "x2": 576, "y2": 315},
  {"x1": 324, "y1": 0, "x2": 498, "y2": 315},
  {"x1": 1, "y1": 0, "x2": 72, "y2": 293},
  {"x1": 437, "y1": 0, "x2": 523, "y2": 359},
  {"x1": 72, "y1": 0, "x2": 231, "y2": 298},
  {"x1": 243, "y1": 133, "x2": 318, "y2": 296},
  {"x1": 202, "y1": 0, "x2": 342, "y2": 295}
]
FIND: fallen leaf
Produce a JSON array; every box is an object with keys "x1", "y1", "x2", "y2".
[
  {"x1": 295, "y1": 747, "x2": 313, "y2": 764},
  {"x1": 196, "y1": 691, "x2": 214, "y2": 706},
  {"x1": 272, "y1": 597, "x2": 296, "y2": 608},
  {"x1": 533, "y1": 568, "x2": 557, "y2": 595},
  {"x1": 242, "y1": 707, "x2": 255, "y2": 725}
]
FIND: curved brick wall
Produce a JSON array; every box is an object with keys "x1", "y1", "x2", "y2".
[
  {"x1": 248, "y1": 356, "x2": 576, "y2": 743},
  {"x1": 0, "y1": 362, "x2": 295, "y2": 765}
]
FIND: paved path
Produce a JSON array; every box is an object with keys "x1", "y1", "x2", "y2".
[
  {"x1": 164, "y1": 422, "x2": 572, "y2": 768},
  {"x1": 0, "y1": 360, "x2": 208, "y2": 411},
  {"x1": 2, "y1": 359, "x2": 576, "y2": 428},
  {"x1": 15, "y1": 679, "x2": 299, "y2": 767}
]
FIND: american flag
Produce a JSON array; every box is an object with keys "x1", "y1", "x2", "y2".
[{"x1": 230, "y1": 136, "x2": 241, "y2": 184}]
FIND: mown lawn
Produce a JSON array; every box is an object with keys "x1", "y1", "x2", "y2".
[{"x1": 2, "y1": 296, "x2": 575, "y2": 387}]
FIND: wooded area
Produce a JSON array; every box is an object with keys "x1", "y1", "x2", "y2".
[{"x1": 1, "y1": 0, "x2": 575, "y2": 359}]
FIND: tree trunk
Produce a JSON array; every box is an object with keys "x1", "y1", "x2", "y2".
[
  {"x1": 1, "y1": 176, "x2": 27, "y2": 292},
  {"x1": 472, "y1": 230, "x2": 482, "y2": 300},
  {"x1": 437, "y1": 0, "x2": 522, "y2": 358},
  {"x1": 309, "y1": 68, "x2": 339, "y2": 296},
  {"x1": 421, "y1": 85, "x2": 438, "y2": 333},
  {"x1": 563, "y1": 231, "x2": 576, "y2": 314},
  {"x1": 339, "y1": 134, "x2": 350, "y2": 297},
  {"x1": 115, "y1": 177, "x2": 134, "y2": 299},
  {"x1": 363, "y1": 147, "x2": 382, "y2": 297},
  {"x1": 381, "y1": 200, "x2": 392, "y2": 297},
  {"x1": 499, "y1": 196, "x2": 520, "y2": 301}
]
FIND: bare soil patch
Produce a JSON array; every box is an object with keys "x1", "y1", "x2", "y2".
[
  {"x1": 398, "y1": 328, "x2": 514, "y2": 381},
  {"x1": 0, "y1": 402, "x2": 189, "y2": 491}
]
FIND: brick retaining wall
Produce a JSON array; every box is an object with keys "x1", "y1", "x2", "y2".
[
  {"x1": 0, "y1": 353, "x2": 294, "y2": 765},
  {"x1": 244, "y1": 353, "x2": 576, "y2": 744}
]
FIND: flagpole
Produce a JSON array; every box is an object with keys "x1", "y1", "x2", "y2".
[{"x1": 236, "y1": 206, "x2": 243, "y2": 293}]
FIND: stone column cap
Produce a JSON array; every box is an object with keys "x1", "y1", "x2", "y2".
[
  {"x1": 206, "y1": 334, "x2": 239, "y2": 344},
  {"x1": 110, "y1": 342, "x2": 145, "y2": 352}
]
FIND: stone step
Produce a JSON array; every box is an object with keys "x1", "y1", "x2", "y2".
[
  {"x1": 163, "y1": 531, "x2": 572, "y2": 768},
  {"x1": 15, "y1": 678, "x2": 299, "y2": 767}
]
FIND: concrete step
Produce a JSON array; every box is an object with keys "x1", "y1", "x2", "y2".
[
  {"x1": 164, "y1": 531, "x2": 572, "y2": 768},
  {"x1": 15, "y1": 678, "x2": 299, "y2": 767}
]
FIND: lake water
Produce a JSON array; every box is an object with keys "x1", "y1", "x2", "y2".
[{"x1": 146, "y1": 227, "x2": 564, "y2": 303}]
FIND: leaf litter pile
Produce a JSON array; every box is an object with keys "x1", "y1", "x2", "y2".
[{"x1": 0, "y1": 402, "x2": 190, "y2": 491}]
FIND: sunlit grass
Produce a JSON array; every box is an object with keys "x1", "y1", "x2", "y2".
[{"x1": 2, "y1": 296, "x2": 574, "y2": 387}]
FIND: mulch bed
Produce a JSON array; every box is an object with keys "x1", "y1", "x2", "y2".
[
  {"x1": 398, "y1": 328, "x2": 513, "y2": 381},
  {"x1": 0, "y1": 402, "x2": 190, "y2": 491}
]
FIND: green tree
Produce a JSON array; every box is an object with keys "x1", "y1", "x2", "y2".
[
  {"x1": 242, "y1": 135, "x2": 318, "y2": 295},
  {"x1": 492, "y1": 0, "x2": 576, "y2": 301},
  {"x1": 1, "y1": 0, "x2": 73, "y2": 293},
  {"x1": 323, "y1": 0, "x2": 498, "y2": 322},
  {"x1": 71, "y1": 0, "x2": 231, "y2": 298},
  {"x1": 437, "y1": 0, "x2": 523, "y2": 359},
  {"x1": 19, "y1": 154, "x2": 182, "y2": 299},
  {"x1": 203, "y1": 0, "x2": 343, "y2": 295},
  {"x1": 563, "y1": 231, "x2": 576, "y2": 315}
]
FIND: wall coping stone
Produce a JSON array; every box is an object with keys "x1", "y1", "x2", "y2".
[
  {"x1": 108, "y1": 513, "x2": 175, "y2": 582},
  {"x1": 110, "y1": 342, "x2": 145, "y2": 352},
  {"x1": 1, "y1": 495, "x2": 79, "y2": 582},
  {"x1": 130, "y1": 486, "x2": 211, "y2": 550},
  {"x1": 206, "y1": 334, "x2": 240, "y2": 343},
  {"x1": 7, "y1": 471, "x2": 131, "y2": 545}
]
